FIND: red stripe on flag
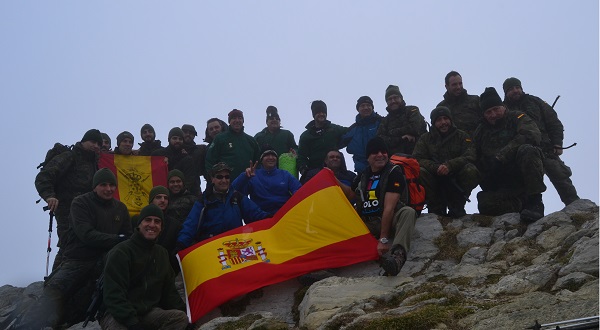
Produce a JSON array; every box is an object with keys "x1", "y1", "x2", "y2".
[
  {"x1": 98, "y1": 153, "x2": 119, "y2": 199},
  {"x1": 150, "y1": 156, "x2": 168, "y2": 187}
]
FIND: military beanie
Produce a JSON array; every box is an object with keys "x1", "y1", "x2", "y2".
[
  {"x1": 384, "y1": 85, "x2": 403, "y2": 101},
  {"x1": 93, "y1": 168, "x2": 117, "y2": 188},
  {"x1": 311, "y1": 100, "x2": 327, "y2": 117},
  {"x1": 212, "y1": 162, "x2": 233, "y2": 176},
  {"x1": 140, "y1": 124, "x2": 155, "y2": 136},
  {"x1": 168, "y1": 127, "x2": 184, "y2": 139},
  {"x1": 502, "y1": 77, "x2": 522, "y2": 93},
  {"x1": 430, "y1": 106, "x2": 453, "y2": 124},
  {"x1": 81, "y1": 129, "x2": 103, "y2": 146},
  {"x1": 117, "y1": 131, "x2": 134, "y2": 146},
  {"x1": 266, "y1": 106, "x2": 280, "y2": 122},
  {"x1": 137, "y1": 203, "x2": 164, "y2": 225},
  {"x1": 366, "y1": 137, "x2": 388, "y2": 156},
  {"x1": 228, "y1": 109, "x2": 244, "y2": 122},
  {"x1": 181, "y1": 124, "x2": 197, "y2": 136},
  {"x1": 356, "y1": 96, "x2": 374, "y2": 110},
  {"x1": 479, "y1": 87, "x2": 504, "y2": 111},
  {"x1": 148, "y1": 185, "x2": 169, "y2": 204},
  {"x1": 168, "y1": 169, "x2": 185, "y2": 181}
]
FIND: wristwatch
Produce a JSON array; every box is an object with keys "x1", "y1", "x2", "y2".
[{"x1": 379, "y1": 237, "x2": 389, "y2": 244}]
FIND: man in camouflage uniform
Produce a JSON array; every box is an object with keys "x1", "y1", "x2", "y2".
[
  {"x1": 377, "y1": 85, "x2": 427, "y2": 155},
  {"x1": 437, "y1": 71, "x2": 482, "y2": 137},
  {"x1": 474, "y1": 87, "x2": 546, "y2": 222},
  {"x1": 138, "y1": 123, "x2": 162, "y2": 156},
  {"x1": 413, "y1": 106, "x2": 480, "y2": 218},
  {"x1": 503, "y1": 77, "x2": 579, "y2": 206},
  {"x1": 35, "y1": 129, "x2": 102, "y2": 270}
]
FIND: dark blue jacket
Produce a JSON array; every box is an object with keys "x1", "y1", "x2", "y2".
[
  {"x1": 340, "y1": 112, "x2": 382, "y2": 173},
  {"x1": 232, "y1": 168, "x2": 301, "y2": 214}
]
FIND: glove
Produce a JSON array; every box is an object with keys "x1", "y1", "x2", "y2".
[{"x1": 128, "y1": 324, "x2": 145, "y2": 330}]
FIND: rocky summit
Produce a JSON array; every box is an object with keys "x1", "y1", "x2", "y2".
[{"x1": 1, "y1": 199, "x2": 598, "y2": 330}]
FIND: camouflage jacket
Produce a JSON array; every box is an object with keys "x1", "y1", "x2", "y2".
[
  {"x1": 504, "y1": 93, "x2": 564, "y2": 152},
  {"x1": 413, "y1": 126, "x2": 476, "y2": 175},
  {"x1": 35, "y1": 142, "x2": 98, "y2": 216},
  {"x1": 376, "y1": 105, "x2": 427, "y2": 154},
  {"x1": 437, "y1": 90, "x2": 481, "y2": 137}
]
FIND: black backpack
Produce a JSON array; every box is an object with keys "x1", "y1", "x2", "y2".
[{"x1": 37, "y1": 143, "x2": 73, "y2": 169}]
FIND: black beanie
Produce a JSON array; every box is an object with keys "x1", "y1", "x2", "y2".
[
  {"x1": 479, "y1": 87, "x2": 504, "y2": 111},
  {"x1": 140, "y1": 124, "x2": 155, "y2": 136},
  {"x1": 168, "y1": 127, "x2": 184, "y2": 139},
  {"x1": 259, "y1": 144, "x2": 278, "y2": 162},
  {"x1": 311, "y1": 100, "x2": 327, "y2": 117},
  {"x1": 430, "y1": 106, "x2": 453, "y2": 124},
  {"x1": 365, "y1": 137, "x2": 388, "y2": 156},
  {"x1": 148, "y1": 185, "x2": 169, "y2": 204},
  {"x1": 138, "y1": 204, "x2": 164, "y2": 225},
  {"x1": 168, "y1": 169, "x2": 185, "y2": 181},
  {"x1": 266, "y1": 106, "x2": 280, "y2": 122},
  {"x1": 81, "y1": 129, "x2": 103, "y2": 146},
  {"x1": 181, "y1": 124, "x2": 197, "y2": 136},
  {"x1": 356, "y1": 96, "x2": 374, "y2": 110},
  {"x1": 384, "y1": 85, "x2": 403, "y2": 100},
  {"x1": 502, "y1": 77, "x2": 522, "y2": 93},
  {"x1": 116, "y1": 131, "x2": 134, "y2": 146},
  {"x1": 101, "y1": 133, "x2": 111, "y2": 145},
  {"x1": 93, "y1": 168, "x2": 117, "y2": 188}
]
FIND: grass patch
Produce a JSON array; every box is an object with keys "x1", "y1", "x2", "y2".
[
  {"x1": 570, "y1": 213, "x2": 597, "y2": 228},
  {"x1": 434, "y1": 227, "x2": 468, "y2": 261},
  {"x1": 471, "y1": 214, "x2": 494, "y2": 227},
  {"x1": 215, "y1": 314, "x2": 262, "y2": 330}
]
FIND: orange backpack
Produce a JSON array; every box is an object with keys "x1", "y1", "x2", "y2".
[{"x1": 389, "y1": 153, "x2": 426, "y2": 213}]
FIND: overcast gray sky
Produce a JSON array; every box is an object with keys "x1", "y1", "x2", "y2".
[{"x1": 1, "y1": 1, "x2": 597, "y2": 286}]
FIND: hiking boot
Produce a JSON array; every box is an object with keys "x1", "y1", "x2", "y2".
[
  {"x1": 520, "y1": 194, "x2": 545, "y2": 223},
  {"x1": 380, "y1": 245, "x2": 406, "y2": 276}
]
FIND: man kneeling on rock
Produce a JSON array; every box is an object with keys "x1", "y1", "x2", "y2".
[{"x1": 338, "y1": 137, "x2": 417, "y2": 276}]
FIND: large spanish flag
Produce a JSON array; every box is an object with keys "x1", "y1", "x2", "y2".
[
  {"x1": 98, "y1": 154, "x2": 168, "y2": 216},
  {"x1": 177, "y1": 169, "x2": 378, "y2": 323}
]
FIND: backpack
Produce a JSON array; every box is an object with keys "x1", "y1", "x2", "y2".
[
  {"x1": 389, "y1": 153, "x2": 426, "y2": 214},
  {"x1": 37, "y1": 143, "x2": 73, "y2": 169}
]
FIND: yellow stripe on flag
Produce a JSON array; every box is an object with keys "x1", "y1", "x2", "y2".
[{"x1": 113, "y1": 154, "x2": 154, "y2": 216}]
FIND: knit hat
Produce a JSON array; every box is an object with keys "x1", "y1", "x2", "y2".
[
  {"x1": 81, "y1": 129, "x2": 103, "y2": 146},
  {"x1": 116, "y1": 131, "x2": 134, "y2": 146},
  {"x1": 148, "y1": 185, "x2": 169, "y2": 204},
  {"x1": 181, "y1": 124, "x2": 197, "y2": 136},
  {"x1": 365, "y1": 137, "x2": 388, "y2": 156},
  {"x1": 137, "y1": 203, "x2": 164, "y2": 225},
  {"x1": 93, "y1": 168, "x2": 117, "y2": 188},
  {"x1": 228, "y1": 109, "x2": 244, "y2": 122},
  {"x1": 430, "y1": 106, "x2": 453, "y2": 124},
  {"x1": 211, "y1": 162, "x2": 233, "y2": 175},
  {"x1": 384, "y1": 85, "x2": 403, "y2": 100},
  {"x1": 311, "y1": 100, "x2": 327, "y2": 117},
  {"x1": 502, "y1": 77, "x2": 522, "y2": 93},
  {"x1": 479, "y1": 87, "x2": 504, "y2": 111},
  {"x1": 140, "y1": 124, "x2": 155, "y2": 136},
  {"x1": 168, "y1": 169, "x2": 185, "y2": 181},
  {"x1": 100, "y1": 132, "x2": 111, "y2": 146},
  {"x1": 259, "y1": 145, "x2": 278, "y2": 162},
  {"x1": 356, "y1": 96, "x2": 374, "y2": 110},
  {"x1": 266, "y1": 106, "x2": 280, "y2": 121},
  {"x1": 168, "y1": 127, "x2": 184, "y2": 139}
]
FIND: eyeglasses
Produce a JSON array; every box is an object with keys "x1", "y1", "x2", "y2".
[{"x1": 215, "y1": 174, "x2": 230, "y2": 180}]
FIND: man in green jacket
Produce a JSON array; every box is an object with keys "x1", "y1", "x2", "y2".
[
  {"x1": 254, "y1": 105, "x2": 298, "y2": 156},
  {"x1": 100, "y1": 204, "x2": 188, "y2": 329},
  {"x1": 437, "y1": 71, "x2": 481, "y2": 137}
]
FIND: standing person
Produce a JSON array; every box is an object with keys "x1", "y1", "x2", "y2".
[
  {"x1": 35, "y1": 129, "x2": 102, "y2": 270},
  {"x1": 413, "y1": 106, "x2": 481, "y2": 217},
  {"x1": 22, "y1": 168, "x2": 132, "y2": 329},
  {"x1": 151, "y1": 127, "x2": 188, "y2": 171},
  {"x1": 100, "y1": 204, "x2": 188, "y2": 330},
  {"x1": 203, "y1": 117, "x2": 228, "y2": 145},
  {"x1": 165, "y1": 169, "x2": 197, "y2": 224},
  {"x1": 114, "y1": 131, "x2": 135, "y2": 155},
  {"x1": 338, "y1": 137, "x2": 417, "y2": 276},
  {"x1": 503, "y1": 77, "x2": 579, "y2": 206},
  {"x1": 232, "y1": 146, "x2": 302, "y2": 214},
  {"x1": 437, "y1": 71, "x2": 482, "y2": 137},
  {"x1": 181, "y1": 124, "x2": 199, "y2": 154},
  {"x1": 474, "y1": 87, "x2": 546, "y2": 222},
  {"x1": 205, "y1": 109, "x2": 261, "y2": 180},
  {"x1": 179, "y1": 123, "x2": 206, "y2": 197},
  {"x1": 301, "y1": 149, "x2": 356, "y2": 186},
  {"x1": 340, "y1": 96, "x2": 382, "y2": 173},
  {"x1": 377, "y1": 85, "x2": 427, "y2": 155},
  {"x1": 297, "y1": 100, "x2": 348, "y2": 179},
  {"x1": 138, "y1": 124, "x2": 162, "y2": 156},
  {"x1": 101, "y1": 132, "x2": 112, "y2": 153},
  {"x1": 254, "y1": 106, "x2": 298, "y2": 156}
]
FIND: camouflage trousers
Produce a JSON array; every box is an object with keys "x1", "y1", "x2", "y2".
[
  {"x1": 419, "y1": 163, "x2": 481, "y2": 214},
  {"x1": 361, "y1": 206, "x2": 417, "y2": 252},
  {"x1": 99, "y1": 307, "x2": 189, "y2": 329},
  {"x1": 543, "y1": 153, "x2": 579, "y2": 205}
]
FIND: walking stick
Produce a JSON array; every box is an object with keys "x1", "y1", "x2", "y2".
[{"x1": 43, "y1": 206, "x2": 53, "y2": 280}]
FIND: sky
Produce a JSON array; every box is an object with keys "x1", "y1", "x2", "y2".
[{"x1": 0, "y1": 1, "x2": 597, "y2": 287}]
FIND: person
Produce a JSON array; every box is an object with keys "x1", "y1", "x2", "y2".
[
  {"x1": 114, "y1": 131, "x2": 135, "y2": 155},
  {"x1": 101, "y1": 132, "x2": 112, "y2": 153},
  {"x1": 177, "y1": 163, "x2": 270, "y2": 249},
  {"x1": 377, "y1": 85, "x2": 427, "y2": 155},
  {"x1": 301, "y1": 149, "x2": 356, "y2": 186},
  {"x1": 297, "y1": 100, "x2": 348, "y2": 180},
  {"x1": 254, "y1": 106, "x2": 298, "y2": 156},
  {"x1": 22, "y1": 168, "x2": 132, "y2": 329},
  {"x1": 437, "y1": 71, "x2": 482, "y2": 137},
  {"x1": 473, "y1": 87, "x2": 546, "y2": 222},
  {"x1": 205, "y1": 109, "x2": 261, "y2": 180},
  {"x1": 181, "y1": 123, "x2": 199, "y2": 154},
  {"x1": 412, "y1": 106, "x2": 481, "y2": 217},
  {"x1": 232, "y1": 146, "x2": 302, "y2": 214},
  {"x1": 503, "y1": 77, "x2": 579, "y2": 206},
  {"x1": 165, "y1": 169, "x2": 197, "y2": 224},
  {"x1": 203, "y1": 117, "x2": 228, "y2": 145},
  {"x1": 340, "y1": 96, "x2": 382, "y2": 173},
  {"x1": 146, "y1": 185, "x2": 180, "y2": 272},
  {"x1": 151, "y1": 127, "x2": 188, "y2": 171},
  {"x1": 35, "y1": 129, "x2": 102, "y2": 270},
  {"x1": 137, "y1": 123, "x2": 162, "y2": 156},
  {"x1": 338, "y1": 137, "x2": 417, "y2": 276},
  {"x1": 100, "y1": 204, "x2": 188, "y2": 329}
]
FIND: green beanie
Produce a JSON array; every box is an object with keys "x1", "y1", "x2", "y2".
[
  {"x1": 93, "y1": 168, "x2": 117, "y2": 188},
  {"x1": 502, "y1": 77, "x2": 522, "y2": 93},
  {"x1": 168, "y1": 169, "x2": 185, "y2": 181},
  {"x1": 81, "y1": 129, "x2": 103, "y2": 146},
  {"x1": 148, "y1": 185, "x2": 169, "y2": 203},
  {"x1": 384, "y1": 85, "x2": 403, "y2": 101},
  {"x1": 169, "y1": 127, "x2": 184, "y2": 139},
  {"x1": 116, "y1": 131, "x2": 134, "y2": 146},
  {"x1": 138, "y1": 203, "x2": 164, "y2": 225},
  {"x1": 430, "y1": 106, "x2": 453, "y2": 124}
]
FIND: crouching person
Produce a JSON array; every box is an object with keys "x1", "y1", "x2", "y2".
[{"x1": 100, "y1": 204, "x2": 189, "y2": 330}]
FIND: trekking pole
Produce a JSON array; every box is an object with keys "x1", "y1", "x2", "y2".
[
  {"x1": 43, "y1": 206, "x2": 53, "y2": 280},
  {"x1": 551, "y1": 95, "x2": 560, "y2": 108}
]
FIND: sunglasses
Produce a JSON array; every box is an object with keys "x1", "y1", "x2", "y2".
[{"x1": 214, "y1": 174, "x2": 231, "y2": 180}]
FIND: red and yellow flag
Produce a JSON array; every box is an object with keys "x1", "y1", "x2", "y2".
[
  {"x1": 177, "y1": 169, "x2": 378, "y2": 323},
  {"x1": 98, "y1": 154, "x2": 168, "y2": 216}
]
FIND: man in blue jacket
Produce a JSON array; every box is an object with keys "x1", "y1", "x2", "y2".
[{"x1": 340, "y1": 96, "x2": 382, "y2": 173}]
